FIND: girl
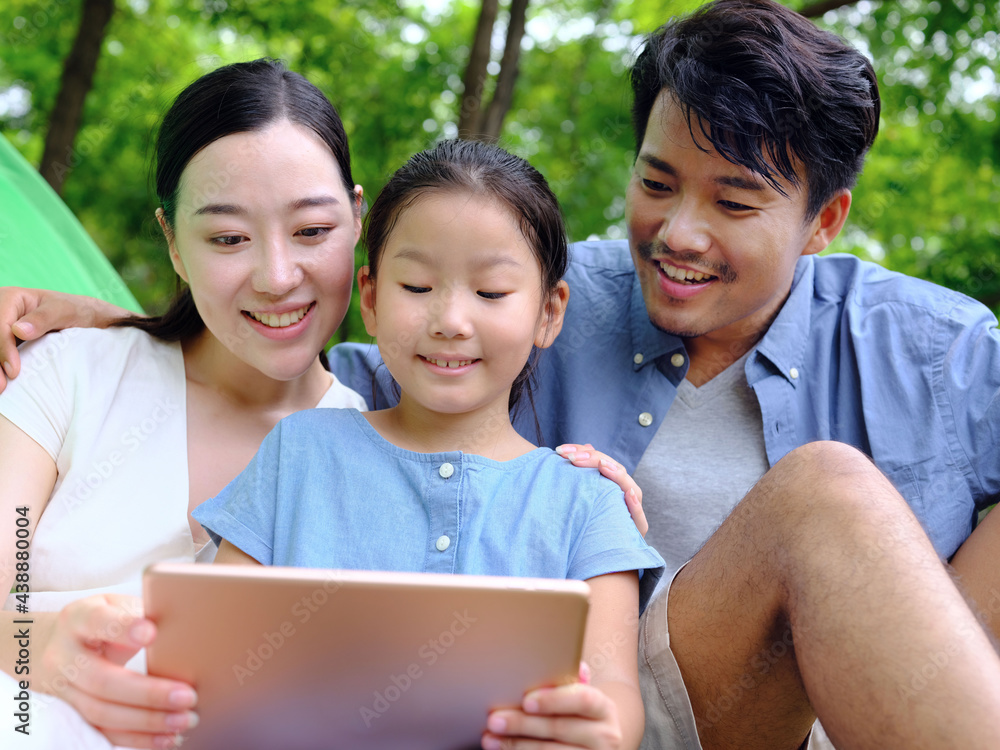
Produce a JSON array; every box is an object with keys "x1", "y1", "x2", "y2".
[
  {"x1": 197, "y1": 139, "x2": 664, "y2": 750},
  {"x1": 0, "y1": 59, "x2": 366, "y2": 748}
]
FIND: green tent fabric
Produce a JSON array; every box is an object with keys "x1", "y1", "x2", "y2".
[{"x1": 0, "y1": 134, "x2": 142, "y2": 313}]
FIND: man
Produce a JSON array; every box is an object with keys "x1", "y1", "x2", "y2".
[{"x1": 2, "y1": 1, "x2": 999, "y2": 747}]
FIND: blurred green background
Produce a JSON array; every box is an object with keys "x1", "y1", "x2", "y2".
[{"x1": 1, "y1": 0, "x2": 998, "y2": 342}]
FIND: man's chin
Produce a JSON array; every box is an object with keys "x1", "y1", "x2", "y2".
[{"x1": 647, "y1": 315, "x2": 703, "y2": 340}]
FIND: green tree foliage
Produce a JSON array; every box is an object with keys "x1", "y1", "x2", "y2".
[{"x1": 1, "y1": 0, "x2": 998, "y2": 342}]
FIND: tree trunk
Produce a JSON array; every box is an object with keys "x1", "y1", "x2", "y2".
[
  {"x1": 478, "y1": 0, "x2": 529, "y2": 141},
  {"x1": 40, "y1": 0, "x2": 115, "y2": 195},
  {"x1": 457, "y1": 0, "x2": 500, "y2": 138}
]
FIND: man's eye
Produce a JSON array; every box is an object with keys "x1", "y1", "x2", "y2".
[
  {"x1": 642, "y1": 179, "x2": 670, "y2": 192},
  {"x1": 402, "y1": 285, "x2": 431, "y2": 293},
  {"x1": 478, "y1": 292, "x2": 508, "y2": 300},
  {"x1": 719, "y1": 200, "x2": 755, "y2": 211}
]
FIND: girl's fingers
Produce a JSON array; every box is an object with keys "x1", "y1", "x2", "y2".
[{"x1": 523, "y1": 684, "x2": 614, "y2": 721}]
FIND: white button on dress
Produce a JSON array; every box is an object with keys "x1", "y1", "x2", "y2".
[
  {"x1": 436, "y1": 535, "x2": 451, "y2": 551},
  {"x1": 438, "y1": 462, "x2": 455, "y2": 478}
]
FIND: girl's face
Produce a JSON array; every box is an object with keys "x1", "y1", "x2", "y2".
[
  {"x1": 359, "y1": 191, "x2": 567, "y2": 420},
  {"x1": 162, "y1": 119, "x2": 361, "y2": 381}
]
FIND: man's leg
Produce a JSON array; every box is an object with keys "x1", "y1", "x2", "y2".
[
  {"x1": 666, "y1": 441, "x2": 1000, "y2": 750},
  {"x1": 951, "y1": 505, "x2": 1000, "y2": 643}
]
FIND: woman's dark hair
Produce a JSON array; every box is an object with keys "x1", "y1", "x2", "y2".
[
  {"x1": 630, "y1": 0, "x2": 880, "y2": 219},
  {"x1": 115, "y1": 58, "x2": 356, "y2": 369},
  {"x1": 363, "y1": 139, "x2": 568, "y2": 418}
]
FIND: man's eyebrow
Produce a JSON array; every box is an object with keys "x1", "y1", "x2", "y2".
[
  {"x1": 640, "y1": 153, "x2": 768, "y2": 192},
  {"x1": 715, "y1": 175, "x2": 767, "y2": 192},
  {"x1": 638, "y1": 154, "x2": 677, "y2": 176}
]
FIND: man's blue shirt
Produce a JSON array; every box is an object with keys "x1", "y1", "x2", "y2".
[{"x1": 331, "y1": 240, "x2": 1000, "y2": 559}]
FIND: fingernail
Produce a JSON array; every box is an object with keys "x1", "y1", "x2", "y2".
[
  {"x1": 153, "y1": 735, "x2": 182, "y2": 750},
  {"x1": 1, "y1": 361, "x2": 12, "y2": 378},
  {"x1": 562, "y1": 452, "x2": 576, "y2": 461},
  {"x1": 599, "y1": 458, "x2": 618, "y2": 471},
  {"x1": 626, "y1": 487, "x2": 636, "y2": 503},
  {"x1": 168, "y1": 687, "x2": 197, "y2": 708},
  {"x1": 482, "y1": 737, "x2": 501, "y2": 750},
  {"x1": 555, "y1": 445, "x2": 568, "y2": 455},
  {"x1": 575, "y1": 451, "x2": 591, "y2": 460},
  {"x1": 12, "y1": 321, "x2": 32, "y2": 338},
  {"x1": 523, "y1": 696, "x2": 540, "y2": 713},
  {"x1": 166, "y1": 711, "x2": 198, "y2": 731},
  {"x1": 486, "y1": 715, "x2": 506, "y2": 733},
  {"x1": 130, "y1": 620, "x2": 155, "y2": 644}
]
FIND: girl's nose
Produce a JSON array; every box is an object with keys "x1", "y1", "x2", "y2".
[{"x1": 430, "y1": 289, "x2": 473, "y2": 339}]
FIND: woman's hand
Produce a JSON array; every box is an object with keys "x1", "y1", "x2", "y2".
[
  {"x1": 556, "y1": 444, "x2": 647, "y2": 537},
  {"x1": 482, "y1": 663, "x2": 624, "y2": 750},
  {"x1": 0, "y1": 287, "x2": 129, "y2": 394},
  {"x1": 35, "y1": 594, "x2": 198, "y2": 749}
]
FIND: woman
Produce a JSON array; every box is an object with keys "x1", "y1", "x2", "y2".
[{"x1": 0, "y1": 58, "x2": 366, "y2": 749}]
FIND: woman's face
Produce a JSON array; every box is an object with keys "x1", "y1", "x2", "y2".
[{"x1": 163, "y1": 119, "x2": 361, "y2": 381}]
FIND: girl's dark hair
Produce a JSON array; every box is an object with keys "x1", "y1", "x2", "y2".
[
  {"x1": 115, "y1": 58, "x2": 356, "y2": 370},
  {"x1": 630, "y1": 0, "x2": 880, "y2": 220},
  {"x1": 363, "y1": 139, "x2": 568, "y2": 417}
]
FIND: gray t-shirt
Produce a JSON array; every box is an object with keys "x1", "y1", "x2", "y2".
[{"x1": 634, "y1": 350, "x2": 769, "y2": 578}]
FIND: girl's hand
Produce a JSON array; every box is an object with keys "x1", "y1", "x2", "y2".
[
  {"x1": 556, "y1": 444, "x2": 647, "y2": 537},
  {"x1": 481, "y1": 666, "x2": 624, "y2": 750},
  {"x1": 0, "y1": 287, "x2": 128, "y2": 395},
  {"x1": 36, "y1": 594, "x2": 198, "y2": 749}
]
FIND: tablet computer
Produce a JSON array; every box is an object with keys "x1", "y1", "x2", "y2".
[{"x1": 143, "y1": 563, "x2": 590, "y2": 750}]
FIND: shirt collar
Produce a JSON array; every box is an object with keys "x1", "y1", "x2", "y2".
[
  {"x1": 627, "y1": 268, "x2": 687, "y2": 378},
  {"x1": 750, "y1": 255, "x2": 815, "y2": 386}
]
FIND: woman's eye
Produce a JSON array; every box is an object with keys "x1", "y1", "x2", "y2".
[
  {"x1": 212, "y1": 235, "x2": 246, "y2": 247},
  {"x1": 402, "y1": 285, "x2": 431, "y2": 294},
  {"x1": 297, "y1": 226, "x2": 331, "y2": 239},
  {"x1": 477, "y1": 291, "x2": 508, "y2": 300}
]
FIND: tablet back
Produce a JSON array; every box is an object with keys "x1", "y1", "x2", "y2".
[{"x1": 144, "y1": 564, "x2": 590, "y2": 750}]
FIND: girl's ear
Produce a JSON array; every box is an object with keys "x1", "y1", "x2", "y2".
[
  {"x1": 534, "y1": 280, "x2": 570, "y2": 349},
  {"x1": 358, "y1": 265, "x2": 378, "y2": 338},
  {"x1": 157, "y1": 208, "x2": 188, "y2": 283}
]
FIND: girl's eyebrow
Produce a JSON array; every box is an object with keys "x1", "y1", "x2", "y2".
[
  {"x1": 391, "y1": 247, "x2": 524, "y2": 270},
  {"x1": 192, "y1": 195, "x2": 340, "y2": 217}
]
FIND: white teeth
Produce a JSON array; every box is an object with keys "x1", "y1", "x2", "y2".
[
  {"x1": 249, "y1": 305, "x2": 310, "y2": 328},
  {"x1": 659, "y1": 261, "x2": 712, "y2": 284},
  {"x1": 426, "y1": 358, "x2": 474, "y2": 368}
]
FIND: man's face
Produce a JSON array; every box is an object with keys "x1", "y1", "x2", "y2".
[{"x1": 625, "y1": 93, "x2": 836, "y2": 358}]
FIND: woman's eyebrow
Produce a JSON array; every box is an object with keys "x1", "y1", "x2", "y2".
[{"x1": 288, "y1": 195, "x2": 341, "y2": 210}]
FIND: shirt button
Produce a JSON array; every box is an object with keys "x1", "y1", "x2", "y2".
[
  {"x1": 438, "y1": 462, "x2": 455, "y2": 478},
  {"x1": 435, "y1": 535, "x2": 451, "y2": 551},
  {"x1": 638, "y1": 412, "x2": 653, "y2": 427},
  {"x1": 633, "y1": 353, "x2": 644, "y2": 365},
  {"x1": 670, "y1": 353, "x2": 685, "y2": 368},
  {"x1": 789, "y1": 367, "x2": 800, "y2": 380}
]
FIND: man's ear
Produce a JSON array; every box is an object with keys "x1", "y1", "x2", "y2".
[
  {"x1": 156, "y1": 208, "x2": 188, "y2": 283},
  {"x1": 534, "y1": 280, "x2": 570, "y2": 349},
  {"x1": 358, "y1": 265, "x2": 378, "y2": 338},
  {"x1": 802, "y1": 190, "x2": 851, "y2": 257}
]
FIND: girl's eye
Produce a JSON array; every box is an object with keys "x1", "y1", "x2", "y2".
[
  {"x1": 402, "y1": 285, "x2": 431, "y2": 294},
  {"x1": 297, "y1": 226, "x2": 332, "y2": 239},
  {"x1": 642, "y1": 178, "x2": 671, "y2": 192},
  {"x1": 477, "y1": 291, "x2": 508, "y2": 300}
]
